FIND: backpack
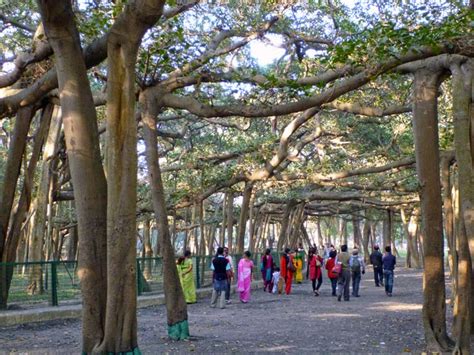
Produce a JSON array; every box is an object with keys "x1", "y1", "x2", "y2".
[{"x1": 351, "y1": 256, "x2": 361, "y2": 273}]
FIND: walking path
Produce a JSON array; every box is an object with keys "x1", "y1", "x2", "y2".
[{"x1": 1, "y1": 267, "x2": 428, "y2": 353}]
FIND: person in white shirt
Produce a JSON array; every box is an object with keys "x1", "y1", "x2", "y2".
[{"x1": 271, "y1": 267, "x2": 281, "y2": 294}]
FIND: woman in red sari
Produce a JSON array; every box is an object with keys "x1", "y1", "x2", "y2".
[
  {"x1": 308, "y1": 247, "x2": 324, "y2": 296},
  {"x1": 280, "y1": 248, "x2": 294, "y2": 295}
]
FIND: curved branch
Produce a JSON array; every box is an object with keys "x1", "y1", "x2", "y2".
[
  {"x1": 160, "y1": 46, "x2": 466, "y2": 119},
  {"x1": 0, "y1": 24, "x2": 53, "y2": 88},
  {"x1": 324, "y1": 101, "x2": 411, "y2": 117}
]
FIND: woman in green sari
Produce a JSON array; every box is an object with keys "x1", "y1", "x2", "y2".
[{"x1": 177, "y1": 250, "x2": 196, "y2": 304}]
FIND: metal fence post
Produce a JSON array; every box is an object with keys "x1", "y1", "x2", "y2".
[
  {"x1": 51, "y1": 261, "x2": 58, "y2": 306},
  {"x1": 195, "y1": 256, "x2": 200, "y2": 289},
  {"x1": 136, "y1": 259, "x2": 143, "y2": 296}
]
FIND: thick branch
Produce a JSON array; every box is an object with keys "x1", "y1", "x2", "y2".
[{"x1": 324, "y1": 101, "x2": 411, "y2": 117}]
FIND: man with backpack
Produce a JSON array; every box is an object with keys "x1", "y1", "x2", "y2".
[
  {"x1": 350, "y1": 248, "x2": 366, "y2": 297},
  {"x1": 337, "y1": 244, "x2": 351, "y2": 301}
]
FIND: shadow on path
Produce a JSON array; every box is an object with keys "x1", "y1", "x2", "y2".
[{"x1": 0, "y1": 267, "x2": 426, "y2": 353}]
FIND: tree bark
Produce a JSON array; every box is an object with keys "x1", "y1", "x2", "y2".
[
  {"x1": 0, "y1": 105, "x2": 53, "y2": 307},
  {"x1": 362, "y1": 219, "x2": 371, "y2": 263},
  {"x1": 36, "y1": 2, "x2": 108, "y2": 351},
  {"x1": 316, "y1": 218, "x2": 324, "y2": 247},
  {"x1": 219, "y1": 195, "x2": 226, "y2": 247},
  {"x1": 141, "y1": 91, "x2": 188, "y2": 340},
  {"x1": 352, "y1": 214, "x2": 362, "y2": 248},
  {"x1": 0, "y1": 106, "x2": 35, "y2": 261},
  {"x1": 413, "y1": 67, "x2": 452, "y2": 352},
  {"x1": 99, "y1": 1, "x2": 166, "y2": 351},
  {"x1": 277, "y1": 201, "x2": 296, "y2": 251},
  {"x1": 450, "y1": 59, "x2": 473, "y2": 350},
  {"x1": 143, "y1": 218, "x2": 153, "y2": 280},
  {"x1": 247, "y1": 193, "x2": 257, "y2": 252},
  {"x1": 237, "y1": 182, "x2": 253, "y2": 254},
  {"x1": 225, "y1": 191, "x2": 234, "y2": 251},
  {"x1": 67, "y1": 225, "x2": 78, "y2": 262}
]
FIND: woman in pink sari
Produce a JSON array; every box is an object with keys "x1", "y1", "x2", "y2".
[{"x1": 237, "y1": 251, "x2": 254, "y2": 303}]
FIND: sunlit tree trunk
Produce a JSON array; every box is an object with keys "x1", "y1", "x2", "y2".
[
  {"x1": 1, "y1": 105, "x2": 54, "y2": 306},
  {"x1": 98, "y1": 2, "x2": 166, "y2": 350},
  {"x1": 352, "y1": 214, "x2": 362, "y2": 249},
  {"x1": 225, "y1": 192, "x2": 234, "y2": 251},
  {"x1": 36, "y1": 2, "x2": 108, "y2": 351},
  {"x1": 141, "y1": 91, "x2": 188, "y2": 340},
  {"x1": 362, "y1": 219, "x2": 371, "y2": 264},
  {"x1": 450, "y1": 59, "x2": 473, "y2": 351},
  {"x1": 413, "y1": 67, "x2": 452, "y2": 352},
  {"x1": 0, "y1": 106, "x2": 35, "y2": 264},
  {"x1": 143, "y1": 218, "x2": 153, "y2": 280},
  {"x1": 237, "y1": 182, "x2": 253, "y2": 253}
]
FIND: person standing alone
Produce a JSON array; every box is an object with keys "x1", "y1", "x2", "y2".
[
  {"x1": 370, "y1": 245, "x2": 383, "y2": 287},
  {"x1": 382, "y1": 246, "x2": 396, "y2": 297}
]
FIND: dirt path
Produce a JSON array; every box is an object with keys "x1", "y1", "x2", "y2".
[{"x1": 1, "y1": 267, "x2": 427, "y2": 354}]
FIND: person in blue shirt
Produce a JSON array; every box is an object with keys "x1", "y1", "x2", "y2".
[{"x1": 382, "y1": 246, "x2": 396, "y2": 297}]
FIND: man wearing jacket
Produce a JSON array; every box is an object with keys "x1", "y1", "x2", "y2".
[
  {"x1": 370, "y1": 245, "x2": 384, "y2": 287},
  {"x1": 382, "y1": 246, "x2": 396, "y2": 297},
  {"x1": 337, "y1": 244, "x2": 351, "y2": 302}
]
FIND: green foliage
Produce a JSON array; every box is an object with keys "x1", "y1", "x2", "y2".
[{"x1": 327, "y1": 4, "x2": 471, "y2": 66}]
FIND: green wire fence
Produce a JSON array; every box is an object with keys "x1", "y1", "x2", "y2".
[{"x1": 0, "y1": 252, "x2": 281, "y2": 309}]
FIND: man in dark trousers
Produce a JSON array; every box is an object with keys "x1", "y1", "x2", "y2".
[
  {"x1": 210, "y1": 247, "x2": 231, "y2": 309},
  {"x1": 337, "y1": 244, "x2": 351, "y2": 302},
  {"x1": 369, "y1": 244, "x2": 384, "y2": 287},
  {"x1": 382, "y1": 246, "x2": 396, "y2": 297}
]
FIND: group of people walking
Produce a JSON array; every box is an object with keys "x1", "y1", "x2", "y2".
[{"x1": 176, "y1": 243, "x2": 397, "y2": 309}]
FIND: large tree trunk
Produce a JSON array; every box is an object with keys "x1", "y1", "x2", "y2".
[
  {"x1": 27, "y1": 106, "x2": 58, "y2": 295},
  {"x1": 288, "y1": 204, "x2": 305, "y2": 248},
  {"x1": 0, "y1": 105, "x2": 54, "y2": 307},
  {"x1": 413, "y1": 67, "x2": 452, "y2": 352},
  {"x1": 316, "y1": 218, "x2": 324, "y2": 247},
  {"x1": 440, "y1": 151, "x2": 457, "y2": 310},
  {"x1": 247, "y1": 194, "x2": 257, "y2": 252},
  {"x1": 352, "y1": 214, "x2": 362, "y2": 249},
  {"x1": 36, "y1": 2, "x2": 108, "y2": 351},
  {"x1": 143, "y1": 218, "x2": 153, "y2": 281},
  {"x1": 450, "y1": 59, "x2": 473, "y2": 351},
  {"x1": 277, "y1": 201, "x2": 296, "y2": 251},
  {"x1": 0, "y1": 106, "x2": 35, "y2": 262},
  {"x1": 362, "y1": 219, "x2": 371, "y2": 264},
  {"x1": 383, "y1": 210, "x2": 393, "y2": 250},
  {"x1": 99, "y1": 2, "x2": 166, "y2": 351},
  {"x1": 338, "y1": 218, "x2": 347, "y2": 246},
  {"x1": 401, "y1": 208, "x2": 422, "y2": 269},
  {"x1": 236, "y1": 182, "x2": 253, "y2": 254},
  {"x1": 219, "y1": 196, "x2": 226, "y2": 247},
  {"x1": 225, "y1": 192, "x2": 234, "y2": 251},
  {"x1": 141, "y1": 93, "x2": 188, "y2": 340},
  {"x1": 189, "y1": 203, "x2": 198, "y2": 254},
  {"x1": 67, "y1": 225, "x2": 78, "y2": 262}
]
